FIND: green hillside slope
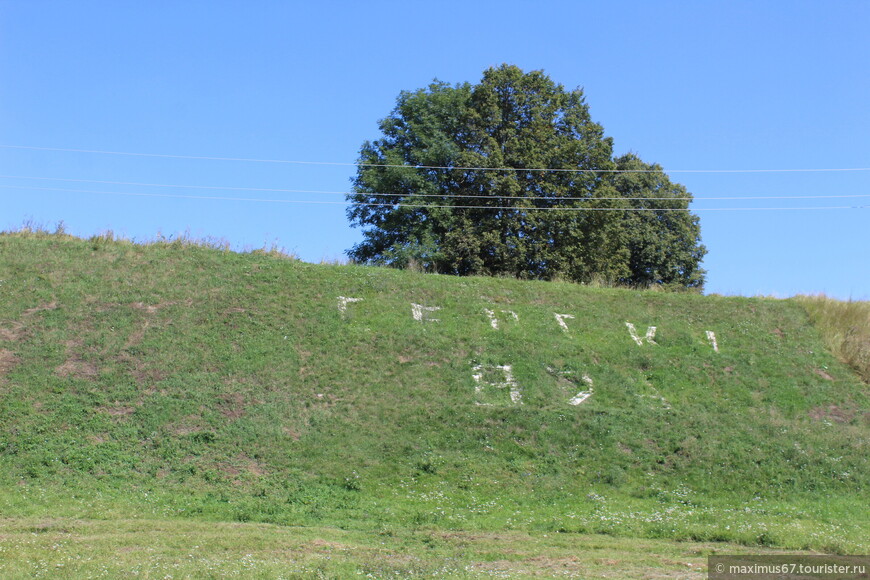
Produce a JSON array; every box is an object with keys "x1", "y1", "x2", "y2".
[{"x1": 0, "y1": 232, "x2": 867, "y2": 554}]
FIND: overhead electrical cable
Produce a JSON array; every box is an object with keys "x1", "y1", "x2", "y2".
[
  {"x1": 2, "y1": 144, "x2": 869, "y2": 173},
  {"x1": 0, "y1": 175, "x2": 866, "y2": 202},
  {"x1": 2, "y1": 184, "x2": 865, "y2": 211}
]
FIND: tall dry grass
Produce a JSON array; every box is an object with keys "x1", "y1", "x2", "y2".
[{"x1": 797, "y1": 294, "x2": 870, "y2": 383}]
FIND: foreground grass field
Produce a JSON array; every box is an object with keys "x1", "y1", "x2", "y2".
[
  {"x1": 0, "y1": 230, "x2": 867, "y2": 576},
  {"x1": 0, "y1": 518, "x2": 833, "y2": 579}
]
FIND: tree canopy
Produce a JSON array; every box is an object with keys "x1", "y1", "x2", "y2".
[{"x1": 346, "y1": 65, "x2": 706, "y2": 289}]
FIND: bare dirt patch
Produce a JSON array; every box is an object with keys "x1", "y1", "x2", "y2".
[
  {"x1": 129, "y1": 301, "x2": 176, "y2": 314},
  {"x1": 168, "y1": 415, "x2": 208, "y2": 436},
  {"x1": 56, "y1": 358, "x2": 100, "y2": 380},
  {"x1": 238, "y1": 453, "x2": 267, "y2": 476},
  {"x1": 23, "y1": 301, "x2": 58, "y2": 316},
  {"x1": 219, "y1": 453, "x2": 268, "y2": 478},
  {"x1": 56, "y1": 358, "x2": 100, "y2": 379},
  {"x1": 116, "y1": 346, "x2": 166, "y2": 386},
  {"x1": 220, "y1": 464, "x2": 242, "y2": 476},
  {"x1": 97, "y1": 404, "x2": 135, "y2": 419},
  {"x1": 55, "y1": 335, "x2": 102, "y2": 380},
  {"x1": 306, "y1": 538, "x2": 351, "y2": 552},
  {"x1": 468, "y1": 556, "x2": 588, "y2": 578},
  {"x1": 814, "y1": 368, "x2": 835, "y2": 381},
  {"x1": 125, "y1": 302, "x2": 182, "y2": 352},
  {"x1": 124, "y1": 320, "x2": 149, "y2": 349},
  {"x1": 282, "y1": 426, "x2": 301, "y2": 440},
  {"x1": 0, "y1": 301, "x2": 56, "y2": 342},
  {"x1": 617, "y1": 442, "x2": 633, "y2": 455},
  {"x1": 0, "y1": 349, "x2": 20, "y2": 376},
  {"x1": 218, "y1": 392, "x2": 247, "y2": 419},
  {"x1": 0, "y1": 323, "x2": 25, "y2": 342},
  {"x1": 125, "y1": 357, "x2": 166, "y2": 385},
  {"x1": 808, "y1": 405, "x2": 853, "y2": 423}
]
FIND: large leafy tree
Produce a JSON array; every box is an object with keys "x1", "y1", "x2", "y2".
[{"x1": 346, "y1": 64, "x2": 706, "y2": 288}]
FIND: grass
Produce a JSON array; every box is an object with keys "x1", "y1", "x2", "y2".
[
  {"x1": 0, "y1": 230, "x2": 867, "y2": 576},
  {"x1": 796, "y1": 294, "x2": 870, "y2": 383},
  {"x1": 0, "y1": 517, "x2": 835, "y2": 579}
]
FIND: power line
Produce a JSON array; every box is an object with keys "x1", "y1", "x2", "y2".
[
  {"x1": 0, "y1": 175, "x2": 867, "y2": 201},
  {"x1": 3, "y1": 184, "x2": 865, "y2": 211},
  {"x1": 2, "y1": 144, "x2": 870, "y2": 174}
]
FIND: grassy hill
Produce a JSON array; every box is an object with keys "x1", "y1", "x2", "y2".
[{"x1": 0, "y1": 231, "x2": 867, "y2": 576}]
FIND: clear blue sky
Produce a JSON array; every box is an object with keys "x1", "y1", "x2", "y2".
[{"x1": 2, "y1": 1, "x2": 868, "y2": 299}]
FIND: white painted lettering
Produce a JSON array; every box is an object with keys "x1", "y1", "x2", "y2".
[
  {"x1": 626, "y1": 322, "x2": 657, "y2": 346},
  {"x1": 411, "y1": 303, "x2": 441, "y2": 322},
  {"x1": 569, "y1": 374, "x2": 594, "y2": 405},
  {"x1": 485, "y1": 308, "x2": 518, "y2": 330},
  {"x1": 706, "y1": 330, "x2": 719, "y2": 352},
  {"x1": 337, "y1": 296, "x2": 363, "y2": 313},
  {"x1": 547, "y1": 366, "x2": 594, "y2": 405},
  {"x1": 472, "y1": 363, "x2": 522, "y2": 405},
  {"x1": 554, "y1": 313, "x2": 575, "y2": 333}
]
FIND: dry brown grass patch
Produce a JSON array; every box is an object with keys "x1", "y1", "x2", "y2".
[
  {"x1": 797, "y1": 295, "x2": 870, "y2": 383},
  {"x1": 219, "y1": 453, "x2": 268, "y2": 478},
  {"x1": 218, "y1": 392, "x2": 248, "y2": 419},
  {"x1": 0, "y1": 301, "x2": 57, "y2": 343},
  {"x1": 96, "y1": 404, "x2": 136, "y2": 421},
  {"x1": 56, "y1": 359, "x2": 100, "y2": 379},
  {"x1": 808, "y1": 405, "x2": 855, "y2": 424},
  {"x1": 167, "y1": 415, "x2": 208, "y2": 436},
  {"x1": 0, "y1": 349, "x2": 19, "y2": 376},
  {"x1": 0, "y1": 323, "x2": 25, "y2": 342}
]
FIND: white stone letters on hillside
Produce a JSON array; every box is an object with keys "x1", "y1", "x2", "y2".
[
  {"x1": 547, "y1": 366, "x2": 594, "y2": 405},
  {"x1": 626, "y1": 322, "x2": 657, "y2": 346},
  {"x1": 336, "y1": 292, "x2": 722, "y2": 407},
  {"x1": 484, "y1": 308, "x2": 518, "y2": 330},
  {"x1": 472, "y1": 364, "x2": 522, "y2": 405},
  {"x1": 554, "y1": 313, "x2": 575, "y2": 334},
  {"x1": 411, "y1": 303, "x2": 441, "y2": 322},
  {"x1": 706, "y1": 330, "x2": 719, "y2": 352},
  {"x1": 569, "y1": 374, "x2": 594, "y2": 405},
  {"x1": 337, "y1": 296, "x2": 363, "y2": 314}
]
